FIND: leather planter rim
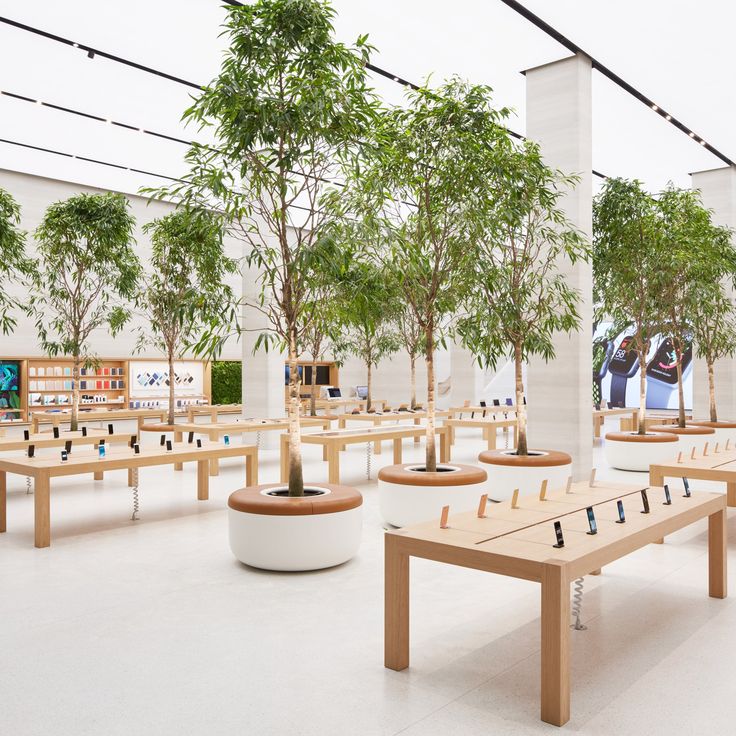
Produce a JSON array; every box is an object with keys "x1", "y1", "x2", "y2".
[{"x1": 228, "y1": 483, "x2": 362, "y2": 516}]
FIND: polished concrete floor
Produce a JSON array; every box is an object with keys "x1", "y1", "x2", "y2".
[{"x1": 2, "y1": 418, "x2": 735, "y2": 735}]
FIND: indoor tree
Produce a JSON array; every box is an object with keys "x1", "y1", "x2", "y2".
[
  {"x1": 593, "y1": 178, "x2": 667, "y2": 435},
  {"x1": 691, "y1": 282, "x2": 736, "y2": 423},
  {"x1": 395, "y1": 301, "x2": 425, "y2": 410},
  {"x1": 342, "y1": 78, "x2": 513, "y2": 471},
  {"x1": 331, "y1": 260, "x2": 401, "y2": 412},
  {"x1": 657, "y1": 186, "x2": 736, "y2": 427},
  {"x1": 136, "y1": 207, "x2": 238, "y2": 425},
  {"x1": 27, "y1": 192, "x2": 139, "y2": 431},
  {"x1": 0, "y1": 187, "x2": 33, "y2": 334},
  {"x1": 458, "y1": 140, "x2": 590, "y2": 455},
  {"x1": 156, "y1": 0, "x2": 378, "y2": 495}
]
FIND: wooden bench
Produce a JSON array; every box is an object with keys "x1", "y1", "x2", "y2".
[{"x1": 384, "y1": 479, "x2": 726, "y2": 726}]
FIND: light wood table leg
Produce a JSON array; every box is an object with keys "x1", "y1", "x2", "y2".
[
  {"x1": 327, "y1": 443, "x2": 340, "y2": 484},
  {"x1": 414, "y1": 417, "x2": 420, "y2": 444},
  {"x1": 127, "y1": 468, "x2": 135, "y2": 487},
  {"x1": 174, "y1": 431, "x2": 183, "y2": 471},
  {"x1": 384, "y1": 534, "x2": 410, "y2": 671},
  {"x1": 440, "y1": 431, "x2": 449, "y2": 463},
  {"x1": 209, "y1": 430, "x2": 220, "y2": 476},
  {"x1": 708, "y1": 508, "x2": 727, "y2": 599},
  {"x1": 280, "y1": 435, "x2": 289, "y2": 484},
  {"x1": 449, "y1": 424, "x2": 455, "y2": 446},
  {"x1": 487, "y1": 428, "x2": 497, "y2": 451},
  {"x1": 246, "y1": 451, "x2": 258, "y2": 487},
  {"x1": 541, "y1": 561, "x2": 570, "y2": 727},
  {"x1": 727, "y1": 482, "x2": 736, "y2": 508},
  {"x1": 594, "y1": 416, "x2": 601, "y2": 438},
  {"x1": 197, "y1": 459, "x2": 209, "y2": 500},
  {"x1": 34, "y1": 472, "x2": 51, "y2": 548},
  {"x1": 393, "y1": 438, "x2": 402, "y2": 465},
  {"x1": 374, "y1": 419, "x2": 382, "y2": 455},
  {"x1": 0, "y1": 470, "x2": 6, "y2": 533},
  {"x1": 590, "y1": 568, "x2": 602, "y2": 576},
  {"x1": 93, "y1": 471, "x2": 104, "y2": 481}
]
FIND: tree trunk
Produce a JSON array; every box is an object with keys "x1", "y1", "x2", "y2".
[
  {"x1": 638, "y1": 352, "x2": 647, "y2": 435},
  {"x1": 367, "y1": 362, "x2": 372, "y2": 412},
  {"x1": 287, "y1": 329, "x2": 304, "y2": 496},
  {"x1": 168, "y1": 352, "x2": 176, "y2": 426},
  {"x1": 708, "y1": 359, "x2": 718, "y2": 423},
  {"x1": 425, "y1": 329, "x2": 437, "y2": 472},
  {"x1": 310, "y1": 358, "x2": 318, "y2": 417},
  {"x1": 675, "y1": 342, "x2": 686, "y2": 428},
  {"x1": 514, "y1": 343, "x2": 528, "y2": 455},
  {"x1": 71, "y1": 357, "x2": 80, "y2": 432},
  {"x1": 410, "y1": 354, "x2": 417, "y2": 410}
]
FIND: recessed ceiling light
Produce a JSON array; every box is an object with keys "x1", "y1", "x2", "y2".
[
  {"x1": 689, "y1": 132, "x2": 695, "y2": 137},
  {"x1": 701, "y1": 140, "x2": 706, "y2": 145},
  {"x1": 73, "y1": 43, "x2": 79, "y2": 48},
  {"x1": 392, "y1": 77, "x2": 399, "y2": 82},
  {"x1": 665, "y1": 115, "x2": 671, "y2": 121},
  {"x1": 652, "y1": 104, "x2": 658, "y2": 111}
]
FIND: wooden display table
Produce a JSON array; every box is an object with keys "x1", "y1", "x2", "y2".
[
  {"x1": 337, "y1": 410, "x2": 451, "y2": 453},
  {"x1": 385, "y1": 480, "x2": 727, "y2": 726},
  {"x1": 0, "y1": 442, "x2": 258, "y2": 547},
  {"x1": 650, "y1": 445, "x2": 736, "y2": 507},
  {"x1": 185, "y1": 404, "x2": 244, "y2": 422},
  {"x1": 30, "y1": 408, "x2": 168, "y2": 433},
  {"x1": 620, "y1": 413, "x2": 691, "y2": 432},
  {"x1": 280, "y1": 425, "x2": 450, "y2": 485},
  {"x1": 171, "y1": 417, "x2": 331, "y2": 475},
  {"x1": 593, "y1": 406, "x2": 639, "y2": 437},
  {"x1": 443, "y1": 417, "x2": 519, "y2": 452},
  {"x1": 312, "y1": 398, "x2": 388, "y2": 414}
]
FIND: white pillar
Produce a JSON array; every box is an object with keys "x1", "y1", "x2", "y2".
[
  {"x1": 242, "y1": 263, "x2": 285, "y2": 449},
  {"x1": 691, "y1": 166, "x2": 736, "y2": 420},
  {"x1": 524, "y1": 54, "x2": 593, "y2": 479},
  {"x1": 449, "y1": 342, "x2": 477, "y2": 407}
]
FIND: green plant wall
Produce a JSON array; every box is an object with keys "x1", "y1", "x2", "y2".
[{"x1": 211, "y1": 360, "x2": 242, "y2": 405}]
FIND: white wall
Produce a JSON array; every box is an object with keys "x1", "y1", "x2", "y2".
[{"x1": 0, "y1": 168, "x2": 243, "y2": 360}]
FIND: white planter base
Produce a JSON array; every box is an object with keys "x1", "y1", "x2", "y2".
[
  {"x1": 378, "y1": 464, "x2": 487, "y2": 527},
  {"x1": 479, "y1": 454, "x2": 572, "y2": 501},
  {"x1": 604, "y1": 434, "x2": 679, "y2": 471}
]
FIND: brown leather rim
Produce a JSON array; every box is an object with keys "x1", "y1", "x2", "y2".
[
  {"x1": 604, "y1": 431, "x2": 678, "y2": 443},
  {"x1": 649, "y1": 425, "x2": 715, "y2": 436},
  {"x1": 228, "y1": 483, "x2": 362, "y2": 516},
  {"x1": 138, "y1": 423, "x2": 178, "y2": 432},
  {"x1": 377, "y1": 463, "x2": 487, "y2": 487},
  {"x1": 478, "y1": 449, "x2": 571, "y2": 467},
  {"x1": 689, "y1": 420, "x2": 736, "y2": 429}
]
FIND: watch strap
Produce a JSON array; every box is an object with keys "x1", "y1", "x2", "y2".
[{"x1": 610, "y1": 373, "x2": 628, "y2": 408}]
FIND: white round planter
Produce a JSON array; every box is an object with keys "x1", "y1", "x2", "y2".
[
  {"x1": 477, "y1": 450, "x2": 572, "y2": 501},
  {"x1": 378, "y1": 464, "x2": 488, "y2": 527},
  {"x1": 228, "y1": 484, "x2": 362, "y2": 571},
  {"x1": 649, "y1": 425, "x2": 716, "y2": 458},
  {"x1": 604, "y1": 432, "x2": 679, "y2": 471}
]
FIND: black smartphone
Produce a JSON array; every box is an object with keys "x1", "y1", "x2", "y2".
[
  {"x1": 133, "y1": 443, "x2": 140, "y2": 455},
  {"x1": 166, "y1": 440, "x2": 172, "y2": 452},
  {"x1": 553, "y1": 521, "x2": 565, "y2": 548},
  {"x1": 64, "y1": 440, "x2": 72, "y2": 453},
  {"x1": 108, "y1": 423, "x2": 114, "y2": 435},
  {"x1": 663, "y1": 484, "x2": 672, "y2": 505},
  {"x1": 52, "y1": 427, "x2": 60, "y2": 439},
  {"x1": 586, "y1": 507, "x2": 597, "y2": 535},
  {"x1": 196, "y1": 439, "x2": 202, "y2": 448},
  {"x1": 683, "y1": 477, "x2": 691, "y2": 498},
  {"x1": 23, "y1": 429, "x2": 29, "y2": 441},
  {"x1": 99, "y1": 438, "x2": 105, "y2": 446},
  {"x1": 616, "y1": 500, "x2": 626, "y2": 523},
  {"x1": 160, "y1": 434, "x2": 166, "y2": 447},
  {"x1": 81, "y1": 426, "x2": 88, "y2": 437},
  {"x1": 188, "y1": 431, "x2": 194, "y2": 444},
  {"x1": 641, "y1": 489, "x2": 650, "y2": 514},
  {"x1": 60, "y1": 450, "x2": 68, "y2": 462},
  {"x1": 129, "y1": 434, "x2": 137, "y2": 448},
  {"x1": 28, "y1": 444, "x2": 35, "y2": 458}
]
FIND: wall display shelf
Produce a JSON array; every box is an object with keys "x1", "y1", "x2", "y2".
[
  {"x1": 0, "y1": 357, "x2": 212, "y2": 423},
  {"x1": 285, "y1": 361, "x2": 339, "y2": 402}
]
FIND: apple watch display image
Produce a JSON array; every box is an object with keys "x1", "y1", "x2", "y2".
[
  {"x1": 607, "y1": 335, "x2": 639, "y2": 408},
  {"x1": 646, "y1": 336, "x2": 692, "y2": 408}
]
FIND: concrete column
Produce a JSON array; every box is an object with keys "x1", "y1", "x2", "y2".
[
  {"x1": 242, "y1": 263, "x2": 285, "y2": 449},
  {"x1": 449, "y1": 342, "x2": 477, "y2": 407},
  {"x1": 691, "y1": 166, "x2": 736, "y2": 420},
  {"x1": 524, "y1": 54, "x2": 593, "y2": 479}
]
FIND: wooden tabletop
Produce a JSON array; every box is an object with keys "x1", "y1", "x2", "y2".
[
  {"x1": 338, "y1": 410, "x2": 451, "y2": 422},
  {"x1": 175, "y1": 417, "x2": 330, "y2": 433},
  {"x1": 592, "y1": 406, "x2": 638, "y2": 417},
  {"x1": 0, "y1": 429, "x2": 133, "y2": 452},
  {"x1": 297, "y1": 424, "x2": 447, "y2": 445}
]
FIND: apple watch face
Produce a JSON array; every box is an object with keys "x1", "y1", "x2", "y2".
[
  {"x1": 646, "y1": 337, "x2": 692, "y2": 385},
  {"x1": 608, "y1": 336, "x2": 639, "y2": 377}
]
